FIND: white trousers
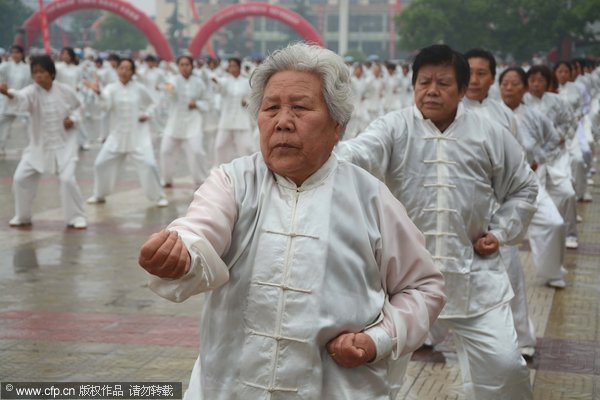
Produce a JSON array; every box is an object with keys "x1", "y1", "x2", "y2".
[
  {"x1": 436, "y1": 303, "x2": 532, "y2": 400},
  {"x1": 500, "y1": 246, "x2": 537, "y2": 350},
  {"x1": 13, "y1": 158, "x2": 86, "y2": 224},
  {"x1": 202, "y1": 127, "x2": 218, "y2": 170},
  {"x1": 160, "y1": 135, "x2": 208, "y2": 187},
  {"x1": 214, "y1": 128, "x2": 254, "y2": 165},
  {"x1": 528, "y1": 185, "x2": 566, "y2": 280},
  {"x1": 543, "y1": 156, "x2": 578, "y2": 238},
  {"x1": 567, "y1": 136, "x2": 587, "y2": 199},
  {"x1": 93, "y1": 146, "x2": 164, "y2": 202},
  {"x1": 0, "y1": 114, "x2": 28, "y2": 151}
]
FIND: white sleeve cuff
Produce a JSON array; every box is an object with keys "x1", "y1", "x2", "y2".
[{"x1": 364, "y1": 326, "x2": 393, "y2": 363}]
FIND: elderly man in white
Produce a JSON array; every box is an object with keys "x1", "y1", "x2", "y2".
[
  {"x1": 138, "y1": 43, "x2": 446, "y2": 400},
  {"x1": 337, "y1": 44, "x2": 538, "y2": 399}
]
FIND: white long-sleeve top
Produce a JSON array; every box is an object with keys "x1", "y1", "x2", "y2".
[
  {"x1": 336, "y1": 104, "x2": 538, "y2": 318},
  {"x1": 148, "y1": 153, "x2": 446, "y2": 399},
  {"x1": 0, "y1": 60, "x2": 31, "y2": 115},
  {"x1": 99, "y1": 80, "x2": 156, "y2": 152},
  {"x1": 215, "y1": 74, "x2": 252, "y2": 130},
  {"x1": 524, "y1": 91, "x2": 575, "y2": 140},
  {"x1": 162, "y1": 74, "x2": 209, "y2": 139},
  {"x1": 512, "y1": 103, "x2": 562, "y2": 166},
  {"x1": 7, "y1": 82, "x2": 81, "y2": 173},
  {"x1": 55, "y1": 62, "x2": 82, "y2": 91}
]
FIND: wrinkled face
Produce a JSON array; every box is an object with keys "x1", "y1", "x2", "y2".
[
  {"x1": 117, "y1": 60, "x2": 134, "y2": 83},
  {"x1": 31, "y1": 65, "x2": 53, "y2": 90},
  {"x1": 555, "y1": 64, "x2": 571, "y2": 85},
  {"x1": 414, "y1": 63, "x2": 464, "y2": 132},
  {"x1": 500, "y1": 71, "x2": 526, "y2": 110},
  {"x1": 466, "y1": 57, "x2": 494, "y2": 102},
  {"x1": 178, "y1": 58, "x2": 193, "y2": 78},
  {"x1": 527, "y1": 72, "x2": 548, "y2": 98},
  {"x1": 258, "y1": 70, "x2": 341, "y2": 186}
]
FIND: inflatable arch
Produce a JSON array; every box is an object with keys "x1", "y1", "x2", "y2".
[
  {"x1": 17, "y1": 0, "x2": 174, "y2": 61},
  {"x1": 188, "y1": 2, "x2": 324, "y2": 58}
]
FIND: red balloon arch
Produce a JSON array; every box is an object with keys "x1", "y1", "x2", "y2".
[
  {"x1": 16, "y1": 0, "x2": 174, "y2": 61},
  {"x1": 188, "y1": 3, "x2": 324, "y2": 59}
]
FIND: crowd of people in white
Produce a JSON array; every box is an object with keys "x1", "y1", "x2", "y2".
[
  {"x1": 1, "y1": 41, "x2": 599, "y2": 399},
  {"x1": 0, "y1": 44, "x2": 598, "y2": 233}
]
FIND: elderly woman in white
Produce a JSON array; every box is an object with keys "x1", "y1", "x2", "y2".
[{"x1": 138, "y1": 43, "x2": 446, "y2": 400}]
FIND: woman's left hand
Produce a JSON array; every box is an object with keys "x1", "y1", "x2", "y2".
[{"x1": 326, "y1": 332, "x2": 376, "y2": 368}]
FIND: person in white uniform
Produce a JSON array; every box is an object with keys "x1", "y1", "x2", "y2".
[
  {"x1": 159, "y1": 55, "x2": 210, "y2": 188},
  {"x1": 55, "y1": 47, "x2": 90, "y2": 150},
  {"x1": 499, "y1": 66, "x2": 569, "y2": 358},
  {"x1": 138, "y1": 43, "x2": 447, "y2": 400},
  {"x1": 337, "y1": 44, "x2": 538, "y2": 400},
  {"x1": 85, "y1": 58, "x2": 168, "y2": 207},
  {"x1": 0, "y1": 55, "x2": 87, "y2": 229},
  {"x1": 212, "y1": 57, "x2": 254, "y2": 165},
  {"x1": 0, "y1": 45, "x2": 31, "y2": 155},
  {"x1": 525, "y1": 65, "x2": 579, "y2": 249}
]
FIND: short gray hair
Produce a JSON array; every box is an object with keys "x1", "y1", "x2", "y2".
[{"x1": 247, "y1": 43, "x2": 353, "y2": 130}]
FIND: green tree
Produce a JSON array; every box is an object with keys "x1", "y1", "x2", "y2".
[
  {"x1": 92, "y1": 14, "x2": 147, "y2": 51},
  {"x1": 397, "y1": 0, "x2": 600, "y2": 61},
  {"x1": 0, "y1": 0, "x2": 32, "y2": 48},
  {"x1": 67, "y1": 10, "x2": 103, "y2": 48}
]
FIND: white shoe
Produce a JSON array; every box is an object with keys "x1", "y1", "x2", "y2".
[
  {"x1": 520, "y1": 346, "x2": 536, "y2": 358},
  {"x1": 565, "y1": 236, "x2": 579, "y2": 249},
  {"x1": 68, "y1": 216, "x2": 87, "y2": 229},
  {"x1": 157, "y1": 198, "x2": 169, "y2": 207},
  {"x1": 86, "y1": 196, "x2": 106, "y2": 204},
  {"x1": 547, "y1": 278, "x2": 566, "y2": 289},
  {"x1": 576, "y1": 214, "x2": 583, "y2": 223},
  {"x1": 9, "y1": 216, "x2": 31, "y2": 226},
  {"x1": 588, "y1": 178, "x2": 594, "y2": 185},
  {"x1": 581, "y1": 191, "x2": 593, "y2": 202}
]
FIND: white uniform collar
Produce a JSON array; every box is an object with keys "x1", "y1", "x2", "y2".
[{"x1": 273, "y1": 154, "x2": 338, "y2": 191}]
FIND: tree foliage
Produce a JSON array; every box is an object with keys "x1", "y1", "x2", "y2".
[
  {"x1": 92, "y1": 14, "x2": 147, "y2": 51},
  {"x1": 0, "y1": 0, "x2": 32, "y2": 48},
  {"x1": 397, "y1": 0, "x2": 600, "y2": 61}
]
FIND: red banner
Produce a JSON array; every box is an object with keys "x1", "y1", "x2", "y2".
[{"x1": 39, "y1": 0, "x2": 52, "y2": 54}]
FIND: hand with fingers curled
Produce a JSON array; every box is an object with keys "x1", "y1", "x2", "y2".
[
  {"x1": 326, "y1": 332, "x2": 377, "y2": 368},
  {"x1": 473, "y1": 232, "x2": 499, "y2": 256},
  {"x1": 139, "y1": 230, "x2": 191, "y2": 279}
]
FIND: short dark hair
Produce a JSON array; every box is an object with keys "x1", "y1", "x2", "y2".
[
  {"x1": 228, "y1": 57, "x2": 242, "y2": 68},
  {"x1": 61, "y1": 47, "x2": 77, "y2": 63},
  {"x1": 553, "y1": 61, "x2": 572, "y2": 75},
  {"x1": 117, "y1": 58, "x2": 136, "y2": 74},
  {"x1": 412, "y1": 44, "x2": 470, "y2": 92},
  {"x1": 499, "y1": 67, "x2": 527, "y2": 88},
  {"x1": 464, "y1": 48, "x2": 497, "y2": 77},
  {"x1": 30, "y1": 55, "x2": 56, "y2": 80},
  {"x1": 145, "y1": 54, "x2": 158, "y2": 63},
  {"x1": 107, "y1": 53, "x2": 121, "y2": 62},
  {"x1": 177, "y1": 55, "x2": 194, "y2": 66},
  {"x1": 526, "y1": 65, "x2": 552, "y2": 86},
  {"x1": 10, "y1": 45, "x2": 24, "y2": 55}
]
